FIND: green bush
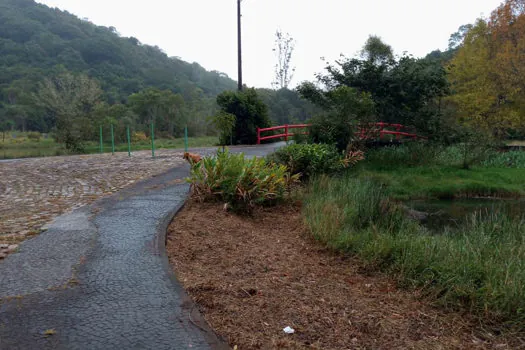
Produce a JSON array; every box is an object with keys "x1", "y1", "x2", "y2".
[
  {"x1": 268, "y1": 143, "x2": 350, "y2": 178},
  {"x1": 365, "y1": 142, "x2": 444, "y2": 170},
  {"x1": 188, "y1": 149, "x2": 299, "y2": 211},
  {"x1": 26, "y1": 132, "x2": 41, "y2": 141}
]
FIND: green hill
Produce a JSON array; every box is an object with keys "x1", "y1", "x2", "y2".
[
  {"x1": 0, "y1": 0, "x2": 317, "y2": 140},
  {"x1": 0, "y1": 0, "x2": 238, "y2": 134}
]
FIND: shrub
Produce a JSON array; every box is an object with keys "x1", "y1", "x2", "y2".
[
  {"x1": 26, "y1": 132, "x2": 41, "y2": 142},
  {"x1": 366, "y1": 142, "x2": 442, "y2": 170},
  {"x1": 188, "y1": 149, "x2": 299, "y2": 211},
  {"x1": 268, "y1": 143, "x2": 363, "y2": 178},
  {"x1": 131, "y1": 131, "x2": 148, "y2": 143}
]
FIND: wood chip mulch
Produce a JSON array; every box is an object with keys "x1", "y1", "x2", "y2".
[{"x1": 167, "y1": 201, "x2": 519, "y2": 350}]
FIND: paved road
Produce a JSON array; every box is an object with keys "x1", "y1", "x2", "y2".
[{"x1": 0, "y1": 143, "x2": 284, "y2": 350}]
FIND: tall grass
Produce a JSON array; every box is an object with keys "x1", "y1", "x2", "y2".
[
  {"x1": 303, "y1": 174, "x2": 525, "y2": 326},
  {"x1": 365, "y1": 143, "x2": 525, "y2": 170}
]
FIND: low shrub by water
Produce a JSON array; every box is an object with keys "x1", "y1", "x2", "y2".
[
  {"x1": 268, "y1": 143, "x2": 364, "y2": 179},
  {"x1": 303, "y1": 174, "x2": 525, "y2": 327}
]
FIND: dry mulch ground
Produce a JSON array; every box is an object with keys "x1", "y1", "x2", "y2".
[{"x1": 167, "y1": 201, "x2": 520, "y2": 350}]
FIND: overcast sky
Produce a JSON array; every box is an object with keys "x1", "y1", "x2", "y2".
[{"x1": 36, "y1": 0, "x2": 502, "y2": 88}]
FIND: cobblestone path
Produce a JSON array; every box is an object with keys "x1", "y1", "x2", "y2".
[{"x1": 0, "y1": 150, "x2": 186, "y2": 245}]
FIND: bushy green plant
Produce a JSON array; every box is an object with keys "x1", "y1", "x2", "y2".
[
  {"x1": 26, "y1": 132, "x2": 41, "y2": 141},
  {"x1": 365, "y1": 142, "x2": 443, "y2": 170},
  {"x1": 268, "y1": 143, "x2": 354, "y2": 178},
  {"x1": 188, "y1": 149, "x2": 299, "y2": 211},
  {"x1": 301, "y1": 86, "x2": 375, "y2": 151}
]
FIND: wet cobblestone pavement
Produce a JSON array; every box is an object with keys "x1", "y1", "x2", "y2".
[{"x1": 0, "y1": 150, "x2": 186, "y2": 246}]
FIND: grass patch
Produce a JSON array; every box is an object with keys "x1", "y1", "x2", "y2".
[
  {"x1": 0, "y1": 136, "x2": 218, "y2": 159},
  {"x1": 358, "y1": 144, "x2": 525, "y2": 199},
  {"x1": 357, "y1": 166, "x2": 525, "y2": 200},
  {"x1": 303, "y1": 174, "x2": 525, "y2": 327}
]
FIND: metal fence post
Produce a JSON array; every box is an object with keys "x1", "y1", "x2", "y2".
[
  {"x1": 150, "y1": 121, "x2": 155, "y2": 158},
  {"x1": 184, "y1": 126, "x2": 188, "y2": 153},
  {"x1": 99, "y1": 125, "x2": 103, "y2": 154},
  {"x1": 111, "y1": 124, "x2": 115, "y2": 155},
  {"x1": 126, "y1": 126, "x2": 131, "y2": 157}
]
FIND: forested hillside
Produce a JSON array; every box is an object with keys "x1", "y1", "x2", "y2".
[
  {"x1": 0, "y1": 0, "x2": 239, "y2": 133},
  {"x1": 0, "y1": 0, "x2": 316, "y2": 142}
]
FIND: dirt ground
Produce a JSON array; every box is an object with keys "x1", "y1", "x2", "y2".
[{"x1": 167, "y1": 201, "x2": 522, "y2": 350}]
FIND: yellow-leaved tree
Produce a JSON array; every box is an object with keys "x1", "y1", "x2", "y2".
[{"x1": 448, "y1": 0, "x2": 525, "y2": 136}]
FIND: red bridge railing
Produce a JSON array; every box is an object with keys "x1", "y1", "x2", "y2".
[
  {"x1": 358, "y1": 122, "x2": 426, "y2": 140},
  {"x1": 256, "y1": 122, "x2": 425, "y2": 144},
  {"x1": 257, "y1": 124, "x2": 310, "y2": 144}
]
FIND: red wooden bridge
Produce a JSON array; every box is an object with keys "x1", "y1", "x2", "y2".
[{"x1": 257, "y1": 122, "x2": 426, "y2": 144}]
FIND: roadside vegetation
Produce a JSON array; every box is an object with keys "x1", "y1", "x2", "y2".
[{"x1": 0, "y1": 132, "x2": 218, "y2": 159}]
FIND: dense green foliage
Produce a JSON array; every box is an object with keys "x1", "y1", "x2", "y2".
[
  {"x1": 258, "y1": 88, "x2": 319, "y2": 125},
  {"x1": 298, "y1": 85, "x2": 375, "y2": 151},
  {"x1": 298, "y1": 36, "x2": 449, "y2": 140},
  {"x1": 268, "y1": 143, "x2": 349, "y2": 178},
  {"x1": 216, "y1": 89, "x2": 272, "y2": 145},
  {"x1": 188, "y1": 149, "x2": 299, "y2": 211}
]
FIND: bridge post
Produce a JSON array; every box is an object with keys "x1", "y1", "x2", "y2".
[
  {"x1": 257, "y1": 128, "x2": 260, "y2": 145},
  {"x1": 285, "y1": 124, "x2": 289, "y2": 143}
]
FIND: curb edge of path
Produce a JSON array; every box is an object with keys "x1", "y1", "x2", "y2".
[{"x1": 153, "y1": 174, "x2": 231, "y2": 350}]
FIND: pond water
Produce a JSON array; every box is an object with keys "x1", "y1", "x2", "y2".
[{"x1": 406, "y1": 198, "x2": 525, "y2": 232}]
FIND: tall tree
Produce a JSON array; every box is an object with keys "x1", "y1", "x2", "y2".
[
  {"x1": 216, "y1": 88, "x2": 271, "y2": 144},
  {"x1": 448, "y1": 0, "x2": 525, "y2": 135},
  {"x1": 272, "y1": 30, "x2": 296, "y2": 89},
  {"x1": 34, "y1": 72, "x2": 103, "y2": 151},
  {"x1": 303, "y1": 36, "x2": 448, "y2": 135}
]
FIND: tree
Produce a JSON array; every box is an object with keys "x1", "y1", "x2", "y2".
[
  {"x1": 361, "y1": 35, "x2": 394, "y2": 65},
  {"x1": 210, "y1": 111, "x2": 236, "y2": 149},
  {"x1": 448, "y1": 24, "x2": 474, "y2": 50},
  {"x1": 297, "y1": 84, "x2": 375, "y2": 151},
  {"x1": 272, "y1": 30, "x2": 296, "y2": 89},
  {"x1": 301, "y1": 36, "x2": 448, "y2": 136},
  {"x1": 448, "y1": 0, "x2": 525, "y2": 136},
  {"x1": 34, "y1": 72, "x2": 103, "y2": 151},
  {"x1": 216, "y1": 88, "x2": 271, "y2": 144},
  {"x1": 128, "y1": 88, "x2": 163, "y2": 125}
]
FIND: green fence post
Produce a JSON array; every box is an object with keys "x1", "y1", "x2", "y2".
[
  {"x1": 150, "y1": 121, "x2": 155, "y2": 158},
  {"x1": 126, "y1": 126, "x2": 131, "y2": 157},
  {"x1": 99, "y1": 125, "x2": 103, "y2": 154},
  {"x1": 110, "y1": 124, "x2": 115, "y2": 155},
  {"x1": 184, "y1": 126, "x2": 188, "y2": 153}
]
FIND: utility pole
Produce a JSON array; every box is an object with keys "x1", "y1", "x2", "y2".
[{"x1": 237, "y1": 0, "x2": 243, "y2": 91}]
